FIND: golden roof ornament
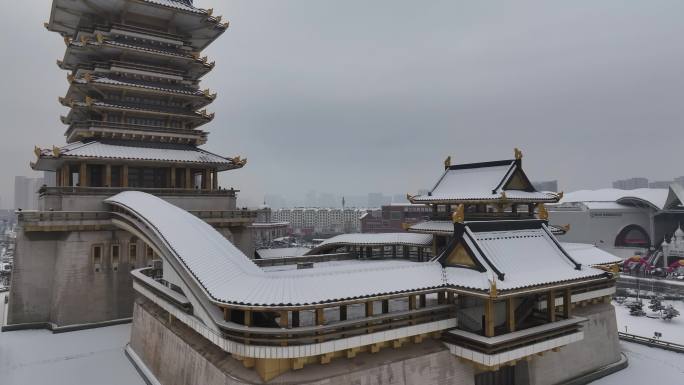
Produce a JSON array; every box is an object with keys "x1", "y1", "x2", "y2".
[
  {"x1": 500, "y1": 191, "x2": 508, "y2": 201},
  {"x1": 63, "y1": 36, "x2": 71, "y2": 45},
  {"x1": 80, "y1": 35, "x2": 89, "y2": 45},
  {"x1": 561, "y1": 224, "x2": 571, "y2": 233},
  {"x1": 451, "y1": 204, "x2": 465, "y2": 224},
  {"x1": 34, "y1": 146, "x2": 42, "y2": 158},
  {"x1": 489, "y1": 278, "x2": 498, "y2": 298},
  {"x1": 67, "y1": 74, "x2": 75, "y2": 83},
  {"x1": 206, "y1": 8, "x2": 214, "y2": 16},
  {"x1": 83, "y1": 73, "x2": 93, "y2": 82},
  {"x1": 406, "y1": 193, "x2": 415, "y2": 202},
  {"x1": 557, "y1": 191, "x2": 564, "y2": 200},
  {"x1": 537, "y1": 203, "x2": 549, "y2": 221},
  {"x1": 95, "y1": 33, "x2": 105, "y2": 44},
  {"x1": 52, "y1": 146, "x2": 61, "y2": 157},
  {"x1": 85, "y1": 96, "x2": 94, "y2": 106},
  {"x1": 444, "y1": 156, "x2": 451, "y2": 169},
  {"x1": 514, "y1": 148, "x2": 523, "y2": 160}
]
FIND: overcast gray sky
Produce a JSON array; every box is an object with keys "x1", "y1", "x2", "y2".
[{"x1": 1, "y1": 0, "x2": 683, "y2": 208}]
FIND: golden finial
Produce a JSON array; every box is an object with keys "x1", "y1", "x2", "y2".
[
  {"x1": 203, "y1": 89, "x2": 211, "y2": 96},
  {"x1": 514, "y1": 148, "x2": 523, "y2": 160},
  {"x1": 206, "y1": 8, "x2": 214, "y2": 16},
  {"x1": 489, "y1": 278, "x2": 498, "y2": 298},
  {"x1": 222, "y1": 22, "x2": 230, "y2": 29},
  {"x1": 52, "y1": 146, "x2": 61, "y2": 157},
  {"x1": 537, "y1": 203, "x2": 549, "y2": 221},
  {"x1": 444, "y1": 156, "x2": 451, "y2": 169},
  {"x1": 451, "y1": 204, "x2": 465, "y2": 224}
]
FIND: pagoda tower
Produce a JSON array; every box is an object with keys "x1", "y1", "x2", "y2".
[{"x1": 6, "y1": 0, "x2": 256, "y2": 331}]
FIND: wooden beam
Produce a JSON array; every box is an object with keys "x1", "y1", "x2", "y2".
[
  {"x1": 506, "y1": 297, "x2": 515, "y2": 333},
  {"x1": 485, "y1": 299, "x2": 495, "y2": 337}
]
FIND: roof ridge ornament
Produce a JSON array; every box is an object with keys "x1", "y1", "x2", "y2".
[
  {"x1": 514, "y1": 148, "x2": 523, "y2": 161},
  {"x1": 451, "y1": 204, "x2": 465, "y2": 224},
  {"x1": 537, "y1": 203, "x2": 549, "y2": 221},
  {"x1": 444, "y1": 156, "x2": 451, "y2": 169},
  {"x1": 489, "y1": 276, "x2": 498, "y2": 298}
]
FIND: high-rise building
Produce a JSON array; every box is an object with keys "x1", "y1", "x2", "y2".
[
  {"x1": 649, "y1": 181, "x2": 672, "y2": 189},
  {"x1": 612, "y1": 177, "x2": 649, "y2": 190},
  {"x1": 13, "y1": 176, "x2": 44, "y2": 210},
  {"x1": 532, "y1": 180, "x2": 558, "y2": 192}
]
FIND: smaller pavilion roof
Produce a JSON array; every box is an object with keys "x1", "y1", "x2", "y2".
[
  {"x1": 307, "y1": 233, "x2": 433, "y2": 255},
  {"x1": 32, "y1": 140, "x2": 245, "y2": 172},
  {"x1": 557, "y1": 187, "x2": 684, "y2": 211},
  {"x1": 408, "y1": 220, "x2": 568, "y2": 236},
  {"x1": 410, "y1": 156, "x2": 559, "y2": 204}
]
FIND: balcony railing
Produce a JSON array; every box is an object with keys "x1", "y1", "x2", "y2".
[
  {"x1": 18, "y1": 211, "x2": 112, "y2": 223},
  {"x1": 40, "y1": 186, "x2": 238, "y2": 197}
]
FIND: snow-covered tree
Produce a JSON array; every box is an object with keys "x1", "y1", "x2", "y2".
[
  {"x1": 662, "y1": 305, "x2": 680, "y2": 321},
  {"x1": 649, "y1": 297, "x2": 665, "y2": 313},
  {"x1": 628, "y1": 301, "x2": 646, "y2": 317}
]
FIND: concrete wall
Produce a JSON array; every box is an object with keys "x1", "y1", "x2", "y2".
[
  {"x1": 130, "y1": 298, "x2": 477, "y2": 385},
  {"x1": 526, "y1": 303, "x2": 622, "y2": 385},
  {"x1": 41, "y1": 194, "x2": 237, "y2": 212}
]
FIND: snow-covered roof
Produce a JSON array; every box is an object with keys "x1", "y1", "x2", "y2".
[
  {"x1": 35, "y1": 141, "x2": 241, "y2": 171},
  {"x1": 444, "y1": 226, "x2": 606, "y2": 291},
  {"x1": 307, "y1": 233, "x2": 433, "y2": 254},
  {"x1": 73, "y1": 76, "x2": 207, "y2": 97},
  {"x1": 106, "y1": 192, "x2": 445, "y2": 306},
  {"x1": 255, "y1": 247, "x2": 312, "y2": 260},
  {"x1": 411, "y1": 160, "x2": 558, "y2": 204},
  {"x1": 561, "y1": 243, "x2": 623, "y2": 266},
  {"x1": 559, "y1": 188, "x2": 670, "y2": 210}
]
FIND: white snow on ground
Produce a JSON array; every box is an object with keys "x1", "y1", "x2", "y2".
[
  {"x1": 0, "y1": 321, "x2": 144, "y2": 385},
  {"x1": 613, "y1": 300, "x2": 684, "y2": 344},
  {"x1": 593, "y1": 341, "x2": 684, "y2": 384}
]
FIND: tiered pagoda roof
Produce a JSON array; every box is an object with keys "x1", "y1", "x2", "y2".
[{"x1": 34, "y1": 0, "x2": 243, "y2": 174}]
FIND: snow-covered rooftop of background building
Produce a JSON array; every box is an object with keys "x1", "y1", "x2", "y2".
[
  {"x1": 559, "y1": 188, "x2": 669, "y2": 210},
  {"x1": 255, "y1": 247, "x2": 312, "y2": 260}
]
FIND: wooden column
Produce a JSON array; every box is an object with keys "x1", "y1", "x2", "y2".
[
  {"x1": 506, "y1": 297, "x2": 516, "y2": 333},
  {"x1": 186, "y1": 168, "x2": 192, "y2": 189},
  {"x1": 563, "y1": 288, "x2": 572, "y2": 319},
  {"x1": 122, "y1": 165, "x2": 129, "y2": 187},
  {"x1": 212, "y1": 170, "x2": 219, "y2": 190},
  {"x1": 392, "y1": 245, "x2": 397, "y2": 257},
  {"x1": 419, "y1": 294, "x2": 427, "y2": 308},
  {"x1": 547, "y1": 291, "x2": 556, "y2": 322},
  {"x1": 447, "y1": 291, "x2": 454, "y2": 304},
  {"x1": 170, "y1": 167, "x2": 176, "y2": 188},
  {"x1": 382, "y1": 299, "x2": 389, "y2": 314},
  {"x1": 244, "y1": 310, "x2": 252, "y2": 327},
  {"x1": 105, "y1": 165, "x2": 112, "y2": 187},
  {"x1": 315, "y1": 308, "x2": 325, "y2": 325},
  {"x1": 365, "y1": 301, "x2": 374, "y2": 317},
  {"x1": 79, "y1": 163, "x2": 87, "y2": 187},
  {"x1": 203, "y1": 169, "x2": 210, "y2": 190},
  {"x1": 437, "y1": 291, "x2": 446, "y2": 305},
  {"x1": 484, "y1": 299, "x2": 495, "y2": 337},
  {"x1": 339, "y1": 305, "x2": 347, "y2": 321},
  {"x1": 223, "y1": 307, "x2": 232, "y2": 322},
  {"x1": 408, "y1": 295, "x2": 417, "y2": 310},
  {"x1": 278, "y1": 311, "x2": 288, "y2": 328}
]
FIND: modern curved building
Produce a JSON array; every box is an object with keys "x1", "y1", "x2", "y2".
[{"x1": 549, "y1": 184, "x2": 684, "y2": 259}]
